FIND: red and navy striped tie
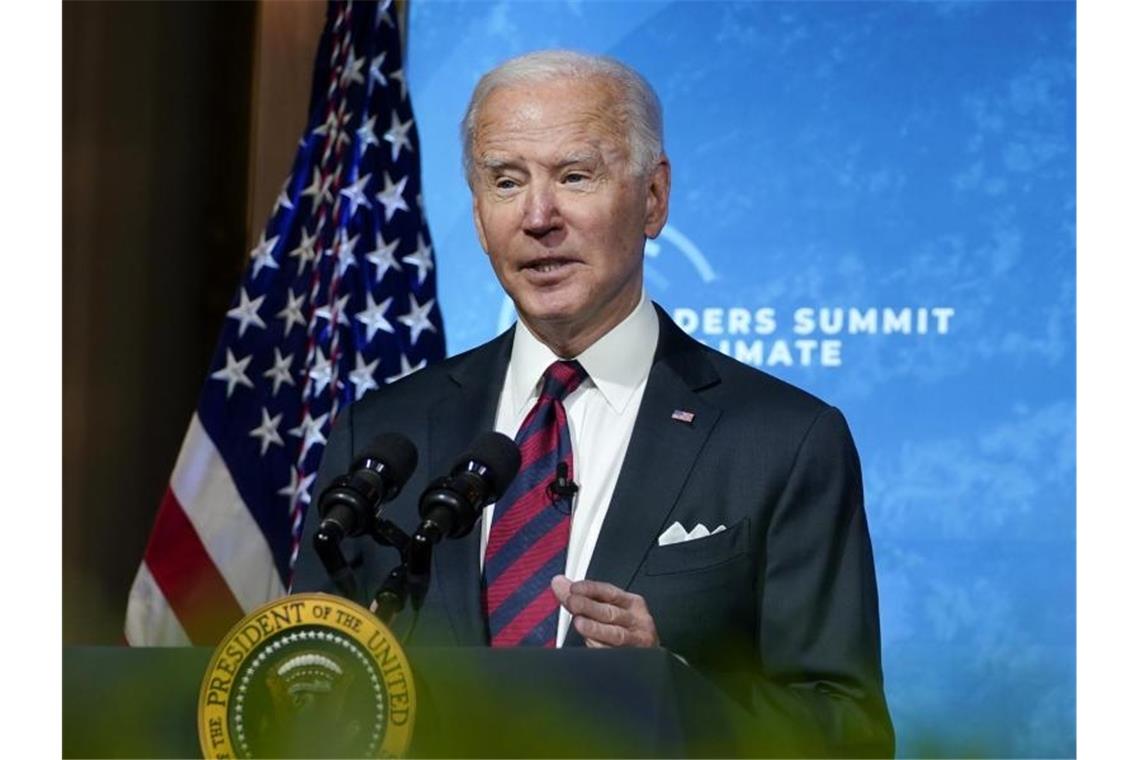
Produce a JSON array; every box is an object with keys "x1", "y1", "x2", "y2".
[{"x1": 484, "y1": 360, "x2": 588, "y2": 646}]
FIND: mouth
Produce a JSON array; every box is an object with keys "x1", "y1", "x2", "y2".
[{"x1": 520, "y1": 257, "x2": 580, "y2": 275}]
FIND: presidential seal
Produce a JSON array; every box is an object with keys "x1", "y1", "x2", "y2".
[{"x1": 198, "y1": 593, "x2": 415, "y2": 759}]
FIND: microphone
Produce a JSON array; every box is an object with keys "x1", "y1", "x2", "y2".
[
  {"x1": 415, "y1": 432, "x2": 521, "y2": 545},
  {"x1": 373, "y1": 433, "x2": 517, "y2": 621},
  {"x1": 314, "y1": 432, "x2": 417, "y2": 599},
  {"x1": 547, "y1": 461, "x2": 578, "y2": 499},
  {"x1": 545, "y1": 460, "x2": 578, "y2": 515},
  {"x1": 315, "y1": 432, "x2": 418, "y2": 543}
]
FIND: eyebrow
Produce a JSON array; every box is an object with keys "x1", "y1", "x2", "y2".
[
  {"x1": 552, "y1": 150, "x2": 601, "y2": 168},
  {"x1": 476, "y1": 156, "x2": 518, "y2": 173},
  {"x1": 477, "y1": 150, "x2": 602, "y2": 173}
]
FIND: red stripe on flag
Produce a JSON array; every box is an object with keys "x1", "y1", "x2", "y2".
[{"x1": 144, "y1": 487, "x2": 246, "y2": 645}]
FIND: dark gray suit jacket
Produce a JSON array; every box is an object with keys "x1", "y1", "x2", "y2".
[{"x1": 294, "y1": 305, "x2": 894, "y2": 756}]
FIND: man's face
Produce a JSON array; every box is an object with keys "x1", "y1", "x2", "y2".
[{"x1": 469, "y1": 76, "x2": 669, "y2": 353}]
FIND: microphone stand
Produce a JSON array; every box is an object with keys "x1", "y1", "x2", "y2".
[
  {"x1": 366, "y1": 430, "x2": 518, "y2": 632},
  {"x1": 312, "y1": 527, "x2": 359, "y2": 600},
  {"x1": 314, "y1": 512, "x2": 430, "y2": 641},
  {"x1": 366, "y1": 521, "x2": 433, "y2": 642}
]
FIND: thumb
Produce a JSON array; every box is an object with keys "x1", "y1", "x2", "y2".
[{"x1": 550, "y1": 574, "x2": 572, "y2": 605}]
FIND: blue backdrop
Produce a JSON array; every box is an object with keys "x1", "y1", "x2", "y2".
[{"x1": 406, "y1": 1, "x2": 1075, "y2": 756}]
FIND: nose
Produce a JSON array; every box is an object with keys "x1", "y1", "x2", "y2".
[{"x1": 521, "y1": 181, "x2": 562, "y2": 238}]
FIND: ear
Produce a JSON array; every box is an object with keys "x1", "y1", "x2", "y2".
[
  {"x1": 472, "y1": 196, "x2": 490, "y2": 254},
  {"x1": 643, "y1": 156, "x2": 671, "y2": 239}
]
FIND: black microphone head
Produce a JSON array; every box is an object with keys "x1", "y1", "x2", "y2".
[
  {"x1": 417, "y1": 432, "x2": 521, "y2": 542},
  {"x1": 457, "y1": 431, "x2": 521, "y2": 501},
  {"x1": 356, "y1": 432, "x2": 418, "y2": 489}
]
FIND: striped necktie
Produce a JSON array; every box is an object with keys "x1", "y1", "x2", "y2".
[{"x1": 484, "y1": 359, "x2": 588, "y2": 646}]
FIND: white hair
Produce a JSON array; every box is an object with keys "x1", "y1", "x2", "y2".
[{"x1": 461, "y1": 50, "x2": 665, "y2": 185}]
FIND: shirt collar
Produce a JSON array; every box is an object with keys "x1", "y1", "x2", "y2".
[{"x1": 507, "y1": 290, "x2": 659, "y2": 416}]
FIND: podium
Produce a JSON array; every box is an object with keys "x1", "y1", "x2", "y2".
[{"x1": 63, "y1": 646, "x2": 759, "y2": 758}]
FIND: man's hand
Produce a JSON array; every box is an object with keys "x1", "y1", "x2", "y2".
[{"x1": 551, "y1": 574, "x2": 660, "y2": 648}]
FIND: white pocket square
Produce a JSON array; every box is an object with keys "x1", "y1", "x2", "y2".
[{"x1": 657, "y1": 521, "x2": 727, "y2": 546}]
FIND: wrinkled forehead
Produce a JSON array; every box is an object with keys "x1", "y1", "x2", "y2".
[{"x1": 472, "y1": 77, "x2": 631, "y2": 164}]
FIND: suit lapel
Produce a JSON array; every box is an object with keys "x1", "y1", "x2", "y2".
[
  {"x1": 566, "y1": 306, "x2": 722, "y2": 647},
  {"x1": 428, "y1": 329, "x2": 514, "y2": 646}
]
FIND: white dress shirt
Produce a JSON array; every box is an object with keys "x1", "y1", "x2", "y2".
[{"x1": 480, "y1": 290, "x2": 659, "y2": 646}]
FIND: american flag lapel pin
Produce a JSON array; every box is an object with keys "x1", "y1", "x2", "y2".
[{"x1": 671, "y1": 409, "x2": 696, "y2": 424}]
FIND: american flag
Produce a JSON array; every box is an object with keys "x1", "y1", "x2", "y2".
[{"x1": 125, "y1": 0, "x2": 445, "y2": 646}]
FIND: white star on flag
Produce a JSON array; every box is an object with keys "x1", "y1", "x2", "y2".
[
  {"x1": 340, "y1": 46, "x2": 366, "y2": 89},
  {"x1": 386, "y1": 353, "x2": 426, "y2": 384},
  {"x1": 332, "y1": 229, "x2": 360, "y2": 277},
  {"x1": 262, "y1": 348, "x2": 295, "y2": 396},
  {"x1": 366, "y1": 232, "x2": 402, "y2": 284},
  {"x1": 383, "y1": 112, "x2": 415, "y2": 161},
  {"x1": 312, "y1": 107, "x2": 337, "y2": 137},
  {"x1": 357, "y1": 114, "x2": 381, "y2": 153},
  {"x1": 389, "y1": 68, "x2": 407, "y2": 101},
  {"x1": 318, "y1": 103, "x2": 355, "y2": 162},
  {"x1": 278, "y1": 467, "x2": 318, "y2": 506},
  {"x1": 226, "y1": 288, "x2": 268, "y2": 337},
  {"x1": 376, "y1": 0, "x2": 396, "y2": 29},
  {"x1": 288, "y1": 227, "x2": 319, "y2": 272},
  {"x1": 210, "y1": 349, "x2": 255, "y2": 398},
  {"x1": 376, "y1": 172, "x2": 409, "y2": 221},
  {"x1": 277, "y1": 289, "x2": 307, "y2": 336},
  {"x1": 300, "y1": 166, "x2": 333, "y2": 209},
  {"x1": 314, "y1": 101, "x2": 351, "y2": 141},
  {"x1": 288, "y1": 411, "x2": 330, "y2": 461},
  {"x1": 349, "y1": 354, "x2": 381, "y2": 399},
  {"x1": 336, "y1": 113, "x2": 356, "y2": 153},
  {"x1": 356, "y1": 292, "x2": 394, "y2": 342},
  {"x1": 315, "y1": 293, "x2": 352, "y2": 328},
  {"x1": 299, "y1": 166, "x2": 324, "y2": 204},
  {"x1": 401, "y1": 233, "x2": 434, "y2": 285},
  {"x1": 369, "y1": 52, "x2": 388, "y2": 88},
  {"x1": 339, "y1": 172, "x2": 372, "y2": 218},
  {"x1": 398, "y1": 294, "x2": 437, "y2": 345},
  {"x1": 249, "y1": 232, "x2": 280, "y2": 279},
  {"x1": 307, "y1": 347, "x2": 335, "y2": 397},
  {"x1": 325, "y1": 166, "x2": 344, "y2": 211},
  {"x1": 273, "y1": 180, "x2": 294, "y2": 213},
  {"x1": 249, "y1": 408, "x2": 285, "y2": 456}
]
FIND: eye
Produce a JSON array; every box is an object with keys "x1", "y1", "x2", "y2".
[
  {"x1": 494, "y1": 177, "x2": 518, "y2": 191},
  {"x1": 563, "y1": 172, "x2": 588, "y2": 184}
]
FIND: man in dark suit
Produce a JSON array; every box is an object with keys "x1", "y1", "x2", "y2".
[{"x1": 294, "y1": 50, "x2": 893, "y2": 756}]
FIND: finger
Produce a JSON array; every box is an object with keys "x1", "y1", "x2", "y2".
[
  {"x1": 550, "y1": 574, "x2": 572, "y2": 604},
  {"x1": 574, "y1": 616, "x2": 654, "y2": 648},
  {"x1": 575, "y1": 616, "x2": 628, "y2": 647},
  {"x1": 564, "y1": 593, "x2": 637, "y2": 628},
  {"x1": 568, "y1": 579, "x2": 635, "y2": 608}
]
